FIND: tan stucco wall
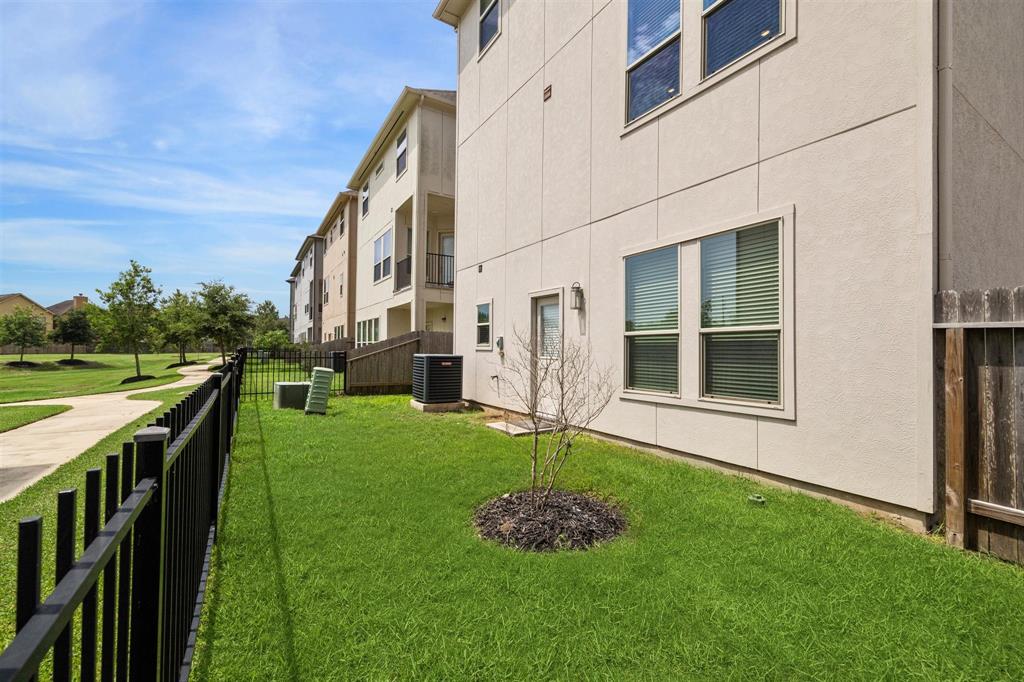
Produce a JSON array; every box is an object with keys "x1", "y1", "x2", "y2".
[
  {"x1": 939, "y1": 0, "x2": 1024, "y2": 290},
  {"x1": 321, "y1": 197, "x2": 358, "y2": 341},
  {"x1": 450, "y1": 0, "x2": 937, "y2": 513},
  {"x1": 0, "y1": 295, "x2": 54, "y2": 331},
  {"x1": 354, "y1": 99, "x2": 456, "y2": 340}
]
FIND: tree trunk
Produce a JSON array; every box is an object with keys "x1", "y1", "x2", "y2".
[
  {"x1": 19, "y1": 346, "x2": 25, "y2": 363},
  {"x1": 220, "y1": 343, "x2": 226, "y2": 366},
  {"x1": 179, "y1": 344, "x2": 186, "y2": 365},
  {"x1": 70, "y1": 343, "x2": 75, "y2": 361},
  {"x1": 134, "y1": 347, "x2": 142, "y2": 377}
]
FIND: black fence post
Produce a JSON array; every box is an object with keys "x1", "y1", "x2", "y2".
[
  {"x1": 16, "y1": 516, "x2": 42, "y2": 682},
  {"x1": 54, "y1": 489, "x2": 76, "y2": 682},
  {"x1": 129, "y1": 426, "x2": 169, "y2": 682},
  {"x1": 82, "y1": 468, "x2": 102, "y2": 682},
  {"x1": 208, "y1": 373, "x2": 223, "y2": 540}
]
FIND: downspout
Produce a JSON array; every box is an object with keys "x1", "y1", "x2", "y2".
[{"x1": 936, "y1": 0, "x2": 953, "y2": 292}]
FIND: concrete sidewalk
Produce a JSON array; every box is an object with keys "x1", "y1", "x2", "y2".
[{"x1": 0, "y1": 362, "x2": 216, "y2": 502}]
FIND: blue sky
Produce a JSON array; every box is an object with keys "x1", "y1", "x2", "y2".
[{"x1": 0, "y1": 0, "x2": 455, "y2": 313}]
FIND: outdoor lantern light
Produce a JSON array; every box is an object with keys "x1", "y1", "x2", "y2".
[{"x1": 570, "y1": 282, "x2": 584, "y2": 311}]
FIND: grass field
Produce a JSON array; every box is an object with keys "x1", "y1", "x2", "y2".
[
  {"x1": 0, "y1": 384, "x2": 198, "y2": 648},
  {"x1": 193, "y1": 396, "x2": 1024, "y2": 679},
  {"x1": 0, "y1": 353, "x2": 215, "y2": 404},
  {"x1": 0, "y1": 404, "x2": 71, "y2": 433}
]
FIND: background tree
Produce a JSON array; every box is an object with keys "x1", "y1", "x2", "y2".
[
  {"x1": 253, "y1": 329, "x2": 292, "y2": 350},
  {"x1": 497, "y1": 329, "x2": 616, "y2": 509},
  {"x1": 197, "y1": 281, "x2": 252, "y2": 364},
  {"x1": 161, "y1": 289, "x2": 202, "y2": 364},
  {"x1": 253, "y1": 300, "x2": 287, "y2": 336},
  {"x1": 0, "y1": 307, "x2": 48, "y2": 363},
  {"x1": 49, "y1": 308, "x2": 96, "y2": 361},
  {"x1": 96, "y1": 260, "x2": 162, "y2": 378}
]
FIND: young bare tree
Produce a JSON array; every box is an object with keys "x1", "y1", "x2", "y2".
[{"x1": 496, "y1": 328, "x2": 616, "y2": 509}]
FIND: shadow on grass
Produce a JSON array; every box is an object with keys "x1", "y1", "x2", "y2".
[
  {"x1": 196, "y1": 401, "x2": 300, "y2": 680},
  {"x1": 1, "y1": 361, "x2": 112, "y2": 372}
]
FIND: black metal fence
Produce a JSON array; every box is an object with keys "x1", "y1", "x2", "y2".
[
  {"x1": 425, "y1": 252, "x2": 453, "y2": 288},
  {"x1": 0, "y1": 355, "x2": 243, "y2": 682},
  {"x1": 237, "y1": 348, "x2": 345, "y2": 400}
]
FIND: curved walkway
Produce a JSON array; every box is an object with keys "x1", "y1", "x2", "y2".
[{"x1": 0, "y1": 362, "x2": 217, "y2": 502}]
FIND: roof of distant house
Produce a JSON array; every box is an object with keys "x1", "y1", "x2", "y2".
[
  {"x1": 1, "y1": 293, "x2": 52, "y2": 313},
  {"x1": 47, "y1": 299, "x2": 75, "y2": 316}
]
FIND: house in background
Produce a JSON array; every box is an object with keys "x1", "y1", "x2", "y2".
[
  {"x1": 288, "y1": 235, "x2": 324, "y2": 344},
  {"x1": 433, "y1": 0, "x2": 1023, "y2": 527},
  {"x1": 0, "y1": 293, "x2": 54, "y2": 331},
  {"x1": 318, "y1": 191, "x2": 359, "y2": 342},
  {"x1": 347, "y1": 87, "x2": 457, "y2": 347},
  {"x1": 46, "y1": 294, "x2": 89, "y2": 319}
]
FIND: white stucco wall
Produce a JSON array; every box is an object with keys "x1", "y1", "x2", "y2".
[{"x1": 449, "y1": 0, "x2": 937, "y2": 514}]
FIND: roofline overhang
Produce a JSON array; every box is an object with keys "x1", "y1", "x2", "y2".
[
  {"x1": 432, "y1": 0, "x2": 469, "y2": 27},
  {"x1": 293, "y1": 234, "x2": 324, "y2": 262},
  {"x1": 315, "y1": 190, "x2": 357, "y2": 237}
]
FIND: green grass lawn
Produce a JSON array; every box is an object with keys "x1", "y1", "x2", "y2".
[
  {"x1": 0, "y1": 385, "x2": 200, "y2": 647},
  {"x1": 194, "y1": 396, "x2": 1024, "y2": 679},
  {"x1": 0, "y1": 404, "x2": 71, "y2": 433},
  {"x1": 0, "y1": 353, "x2": 215, "y2": 403}
]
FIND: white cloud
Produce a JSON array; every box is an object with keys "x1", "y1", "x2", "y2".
[{"x1": 0, "y1": 218, "x2": 129, "y2": 270}]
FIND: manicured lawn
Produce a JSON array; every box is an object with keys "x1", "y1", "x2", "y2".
[
  {"x1": 0, "y1": 353, "x2": 214, "y2": 403},
  {"x1": 195, "y1": 396, "x2": 1024, "y2": 679},
  {"x1": 0, "y1": 385, "x2": 200, "y2": 647},
  {"x1": 0, "y1": 404, "x2": 71, "y2": 433}
]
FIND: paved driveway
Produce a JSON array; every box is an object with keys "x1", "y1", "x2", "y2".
[{"x1": 0, "y1": 362, "x2": 216, "y2": 502}]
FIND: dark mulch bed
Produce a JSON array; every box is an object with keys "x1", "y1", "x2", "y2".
[
  {"x1": 475, "y1": 490, "x2": 627, "y2": 552},
  {"x1": 56, "y1": 358, "x2": 89, "y2": 366},
  {"x1": 119, "y1": 374, "x2": 156, "y2": 385},
  {"x1": 5, "y1": 361, "x2": 41, "y2": 368},
  {"x1": 166, "y1": 361, "x2": 196, "y2": 369}
]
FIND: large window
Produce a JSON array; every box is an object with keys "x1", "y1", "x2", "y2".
[
  {"x1": 373, "y1": 231, "x2": 392, "y2": 282},
  {"x1": 476, "y1": 302, "x2": 491, "y2": 347},
  {"x1": 700, "y1": 221, "x2": 780, "y2": 403},
  {"x1": 356, "y1": 318, "x2": 379, "y2": 347},
  {"x1": 396, "y1": 129, "x2": 408, "y2": 176},
  {"x1": 626, "y1": 0, "x2": 681, "y2": 122},
  {"x1": 703, "y1": 0, "x2": 781, "y2": 77},
  {"x1": 479, "y1": 0, "x2": 499, "y2": 52},
  {"x1": 624, "y1": 245, "x2": 679, "y2": 393},
  {"x1": 361, "y1": 183, "x2": 369, "y2": 216}
]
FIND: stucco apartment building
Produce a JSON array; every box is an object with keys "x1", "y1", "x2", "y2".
[
  {"x1": 347, "y1": 87, "x2": 457, "y2": 347},
  {"x1": 433, "y1": 0, "x2": 1023, "y2": 525},
  {"x1": 287, "y1": 235, "x2": 323, "y2": 344}
]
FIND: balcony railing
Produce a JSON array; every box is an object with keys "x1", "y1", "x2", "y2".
[
  {"x1": 426, "y1": 252, "x2": 454, "y2": 288},
  {"x1": 395, "y1": 256, "x2": 412, "y2": 291}
]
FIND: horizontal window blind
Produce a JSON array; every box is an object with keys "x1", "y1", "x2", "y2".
[
  {"x1": 628, "y1": 0, "x2": 681, "y2": 63},
  {"x1": 539, "y1": 302, "x2": 559, "y2": 358},
  {"x1": 703, "y1": 331, "x2": 779, "y2": 402},
  {"x1": 701, "y1": 222, "x2": 779, "y2": 328},
  {"x1": 628, "y1": 37, "x2": 680, "y2": 122},
  {"x1": 704, "y1": 0, "x2": 780, "y2": 76},
  {"x1": 626, "y1": 246, "x2": 678, "y2": 332},
  {"x1": 627, "y1": 336, "x2": 678, "y2": 393}
]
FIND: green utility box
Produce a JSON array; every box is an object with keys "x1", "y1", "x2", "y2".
[{"x1": 304, "y1": 366, "x2": 334, "y2": 415}]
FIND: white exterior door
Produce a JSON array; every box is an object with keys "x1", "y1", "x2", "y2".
[{"x1": 532, "y1": 295, "x2": 561, "y2": 418}]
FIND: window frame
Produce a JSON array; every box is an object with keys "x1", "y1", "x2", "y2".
[
  {"x1": 623, "y1": 244, "x2": 681, "y2": 395},
  {"x1": 396, "y1": 129, "x2": 408, "y2": 178},
  {"x1": 701, "y1": 0, "x2": 784, "y2": 79},
  {"x1": 373, "y1": 230, "x2": 392, "y2": 283},
  {"x1": 478, "y1": 0, "x2": 501, "y2": 57},
  {"x1": 618, "y1": 205, "x2": 795, "y2": 420},
  {"x1": 698, "y1": 219, "x2": 782, "y2": 406},
  {"x1": 476, "y1": 300, "x2": 492, "y2": 350},
  {"x1": 624, "y1": 2, "x2": 682, "y2": 123},
  {"x1": 361, "y1": 183, "x2": 369, "y2": 216}
]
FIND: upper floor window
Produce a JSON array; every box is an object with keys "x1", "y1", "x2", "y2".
[
  {"x1": 361, "y1": 183, "x2": 369, "y2": 216},
  {"x1": 699, "y1": 221, "x2": 780, "y2": 403},
  {"x1": 479, "y1": 0, "x2": 500, "y2": 53},
  {"x1": 702, "y1": 0, "x2": 781, "y2": 77},
  {"x1": 626, "y1": 0, "x2": 681, "y2": 122},
  {"x1": 339, "y1": 215, "x2": 345, "y2": 235},
  {"x1": 375, "y1": 162, "x2": 384, "y2": 177},
  {"x1": 396, "y1": 129, "x2": 408, "y2": 176},
  {"x1": 624, "y1": 245, "x2": 679, "y2": 393},
  {"x1": 373, "y1": 230, "x2": 392, "y2": 282}
]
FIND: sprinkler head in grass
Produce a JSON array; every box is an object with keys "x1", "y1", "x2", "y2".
[{"x1": 747, "y1": 494, "x2": 767, "y2": 506}]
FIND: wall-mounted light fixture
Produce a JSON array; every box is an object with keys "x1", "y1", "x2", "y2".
[{"x1": 570, "y1": 282, "x2": 584, "y2": 311}]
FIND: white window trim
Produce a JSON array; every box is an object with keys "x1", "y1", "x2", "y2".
[
  {"x1": 476, "y1": 299, "x2": 493, "y2": 350},
  {"x1": 361, "y1": 183, "x2": 370, "y2": 216},
  {"x1": 617, "y1": 205, "x2": 795, "y2": 421},
  {"x1": 395, "y1": 128, "x2": 408, "y2": 180},
  {"x1": 620, "y1": 0, "x2": 796, "y2": 135},
  {"x1": 373, "y1": 229, "x2": 392, "y2": 284},
  {"x1": 528, "y1": 287, "x2": 564, "y2": 359},
  {"x1": 477, "y1": 0, "x2": 501, "y2": 60}
]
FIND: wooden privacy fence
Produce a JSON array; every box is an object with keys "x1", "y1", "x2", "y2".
[
  {"x1": 0, "y1": 355, "x2": 243, "y2": 681},
  {"x1": 345, "y1": 331, "x2": 452, "y2": 395},
  {"x1": 937, "y1": 287, "x2": 1024, "y2": 565}
]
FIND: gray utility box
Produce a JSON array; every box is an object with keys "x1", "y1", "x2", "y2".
[
  {"x1": 412, "y1": 354, "x2": 463, "y2": 404},
  {"x1": 273, "y1": 381, "x2": 310, "y2": 410}
]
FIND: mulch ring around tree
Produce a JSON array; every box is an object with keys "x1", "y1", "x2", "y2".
[
  {"x1": 56, "y1": 358, "x2": 89, "y2": 366},
  {"x1": 119, "y1": 375, "x2": 156, "y2": 385},
  {"x1": 475, "y1": 490, "x2": 627, "y2": 552},
  {"x1": 4, "y1": 361, "x2": 41, "y2": 369}
]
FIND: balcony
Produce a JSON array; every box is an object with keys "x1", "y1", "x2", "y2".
[
  {"x1": 395, "y1": 256, "x2": 412, "y2": 291},
  {"x1": 425, "y1": 252, "x2": 454, "y2": 288}
]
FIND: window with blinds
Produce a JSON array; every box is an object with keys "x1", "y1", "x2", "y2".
[
  {"x1": 624, "y1": 245, "x2": 679, "y2": 393},
  {"x1": 703, "y1": 0, "x2": 781, "y2": 77},
  {"x1": 626, "y1": 0, "x2": 681, "y2": 122},
  {"x1": 538, "y1": 301, "x2": 560, "y2": 359},
  {"x1": 373, "y1": 231, "x2": 392, "y2": 282},
  {"x1": 700, "y1": 221, "x2": 780, "y2": 403},
  {"x1": 396, "y1": 129, "x2": 407, "y2": 176}
]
